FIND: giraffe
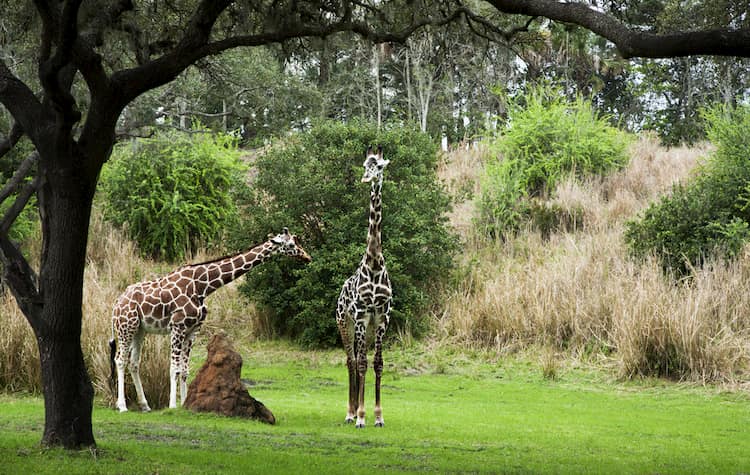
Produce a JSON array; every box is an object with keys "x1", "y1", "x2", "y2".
[
  {"x1": 336, "y1": 145, "x2": 393, "y2": 428},
  {"x1": 109, "y1": 227, "x2": 311, "y2": 412}
]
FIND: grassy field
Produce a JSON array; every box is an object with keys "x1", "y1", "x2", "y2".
[{"x1": 1, "y1": 343, "x2": 748, "y2": 474}]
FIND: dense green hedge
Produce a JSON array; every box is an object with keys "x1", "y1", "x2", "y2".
[
  {"x1": 234, "y1": 121, "x2": 458, "y2": 347},
  {"x1": 625, "y1": 105, "x2": 750, "y2": 275},
  {"x1": 479, "y1": 85, "x2": 630, "y2": 236},
  {"x1": 99, "y1": 130, "x2": 245, "y2": 260}
]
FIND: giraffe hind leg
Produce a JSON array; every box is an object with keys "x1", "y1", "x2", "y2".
[
  {"x1": 179, "y1": 331, "x2": 197, "y2": 406},
  {"x1": 373, "y1": 319, "x2": 388, "y2": 427},
  {"x1": 336, "y1": 311, "x2": 357, "y2": 423},
  {"x1": 113, "y1": 315, "x2": 138, "y2": 413},
  {"x1": 129, "y1": 328, "x2": 151, "y2": 412},
  {"x1": 354, "y1": 318, "x2": 368, "y2": 428},
  {"x1": 169, "y1": 324, "x2": 187, "y2": 409}
]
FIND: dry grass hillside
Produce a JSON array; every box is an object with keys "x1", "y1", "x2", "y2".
[
  {"x1": 0, "y1": 135, "x2": 747, "y2": 408},
  {"x1": 436, "y1": 136, "x2": 749, "y2": 384}
]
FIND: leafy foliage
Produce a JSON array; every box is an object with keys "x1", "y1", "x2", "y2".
[
  {"x1": 235, "y1": 121, "x2": 458, "y2": 347},
  {"x1": 99, "y1": 130, "x2": 245, "y2": 261},
  {"x1": 625, "y1": 105, "x2": 750, "y2": 275},
  {"x1": 478, "y1": 85, "x2": 630, "y2": 236}
]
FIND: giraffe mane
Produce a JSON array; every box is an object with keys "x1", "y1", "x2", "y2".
[{"x1": 177, "y1": 240, "x2": 269, "y2": 269}]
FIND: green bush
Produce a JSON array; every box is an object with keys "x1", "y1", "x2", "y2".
[
  {"x1": 625, "y1": 105, "x2": 750, "y2": 275},
  {"x1": 479, "y1": 85, "x2": 630, "y2": 236},
  {"x1": 99, "y1": 130, "x2": 245, "y2": 261},
  {"x1": 234, "y1": 120, "x2": 458, "y2": 347}
]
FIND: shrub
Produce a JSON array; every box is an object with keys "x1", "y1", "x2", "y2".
[
  {"x1": 234, "y1": 120, "x2": 458, "y2": 347},
  {"x1": 624, "y1": 105, "x2": 750, "y2": 275},
  {"x1": 99, "y1": 129, "x2": 246, "y2": 261},
  {"x1": 478, "y1": 85, "x2": 630, "y2": 236}
]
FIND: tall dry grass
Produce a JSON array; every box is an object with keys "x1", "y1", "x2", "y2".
[{"x1": 437, "y1": 137, "x2": 749, "y2": 383}]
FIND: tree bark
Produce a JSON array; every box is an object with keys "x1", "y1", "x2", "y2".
[{"x1": 34, "y1": 155, "x2": 97, "y2": 449}]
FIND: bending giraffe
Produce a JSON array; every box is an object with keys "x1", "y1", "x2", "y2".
[
  {"x1": 336, "y1": 145, "x2": 393, "y2": 428},
  {"x1": 109, "y1": 227, "x2": 311, "y2": 412}
]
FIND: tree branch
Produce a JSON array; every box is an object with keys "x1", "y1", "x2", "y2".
[
  {"x1": 0, "y1": 122, "x2": 24, "y2": 161},
  {"x1": 0, "y1": 60, "x2": 52, "y2": 152},
  {"x1": 0, "y1": 229, "x2": 41, "y2": 326},
  {"x1": 35, "y1": 0, "x2": 82, "y2": 125},
  {"x1": 0, "y1": 152, "x2": 39, "y2": 206},
  {"x1": 486, "y1": 0, "x2": 750, "y2": 58},
  {"x1": 0, "y1": 155, "x2": 41, "y2": 325},
  {"x1": 111, "y1": 0, "x2": 233, "y2": 106},
  {"x1": 0, "y1": 172, "x2": 39, "y2": 237}
]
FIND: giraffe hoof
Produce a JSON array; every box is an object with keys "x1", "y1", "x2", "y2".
[
  {"x1": 375, "y1": 421, "x2": 384, "y2": 427},
  {"x1": 140, "y1": 405, "x2": 151, "y2": 413},
  {"x1": 344, "y1": 417, "x2": 355, "y2": 424}
]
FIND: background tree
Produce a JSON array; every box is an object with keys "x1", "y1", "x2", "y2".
[{"x1": 235, "y1": 120, "x2": 458, "y2": 347}]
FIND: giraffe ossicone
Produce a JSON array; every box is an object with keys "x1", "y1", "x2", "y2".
[
  {"x1": 336, "y1": 145, "x2": 393, "y2": 428},
  {"x1": 109, "y1": 227, "x2": 311, "y2": 413}
]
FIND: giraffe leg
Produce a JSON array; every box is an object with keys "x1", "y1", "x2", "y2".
[
  {"x1": 169, "y1": 325, "x2": 185, "y2": 409},
  {"x1": 129, "y1": 328, "x2": 151, "y2": 412},
  {"x1": 373, "y1": 319, "x2": 388, "y2": 427},
  {"x1": 354, "y1": 318, "x2": 368, "y2": 428},
  {"x1": 179, "y1": 332, "x2": 197, "y2": 406},
  {"x1": 114, "y1": 340, "x2": 130, "y2": 412},
  {"x1": 336, "y1": 313, "x2": 357, "y2": 423},
  {"x1": 114, "y1": 317, "x2": 138, "y2": 413}
]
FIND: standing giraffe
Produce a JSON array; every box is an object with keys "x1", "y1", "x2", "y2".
[
  {"x1": 336, "y1": 145, "x2": 393, "y2": 428},
  {"x1": 109, "y1": 227, "x2": 311, "y2": 412}
]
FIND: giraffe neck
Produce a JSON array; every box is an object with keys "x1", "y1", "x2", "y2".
[
  {"x1": 200, "y1": 241, "x2": 275, "y2": 297},
  {"x1": 365, "y1": 178, "x2": 384, "y2": 269}
]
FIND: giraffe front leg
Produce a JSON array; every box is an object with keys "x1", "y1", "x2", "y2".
[
  {"x1": 373, "y1": 320, "x2": 388, "y2": 427},
  {"x1": 354, "y1": 319, "x2": 368, "y2": 428}
]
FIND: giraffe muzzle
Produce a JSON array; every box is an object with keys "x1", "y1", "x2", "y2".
[{"x1": 299, "y1": 250, "x2": 313, "y2": 263}]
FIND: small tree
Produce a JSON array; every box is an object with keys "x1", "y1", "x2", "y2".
[
  {"x1": 235, "y1": 121, "x2": 458, "y2": 347},
  {"x1": 478, "y1": 85, "x2": 630, "y2": 236},
  {"x1": 625, "y1": 105, "x2": 750, "y2": 275},
  {"x1": 100, "y1": 130, "x2": 245, "y2": 261}
]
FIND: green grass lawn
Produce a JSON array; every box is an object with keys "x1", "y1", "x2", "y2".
[{"x1": 1, "y1": 343, "x2": 748, "y2": 474}]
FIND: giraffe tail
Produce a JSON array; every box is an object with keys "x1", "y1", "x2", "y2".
[{"x1": 108, "y1": 338, "x2": 117, "y2": 394}]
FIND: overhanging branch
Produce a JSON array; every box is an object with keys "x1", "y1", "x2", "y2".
[{"x1": 485, "y1": 0, "x2": 750, "y2": 58}]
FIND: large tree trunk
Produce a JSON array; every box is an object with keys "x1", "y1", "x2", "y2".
[{"x1": 34, "y1": 158, "x2": 97, "y2": 449}]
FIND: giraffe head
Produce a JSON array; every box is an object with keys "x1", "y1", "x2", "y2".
[
  {"x1": 269, "y1": 227, "x2": 312, "y2": 263},
  {"x1": 361, "y1": 145, "x2": 390, "y2": 184}
]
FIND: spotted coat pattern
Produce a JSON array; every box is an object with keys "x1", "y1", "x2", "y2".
[
  {"x1": 336, "y1": 146, "x2": 393, "y2": 428},
  {"x1": 110, "y1": 228, "x2": 311, "y2": 412}
]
